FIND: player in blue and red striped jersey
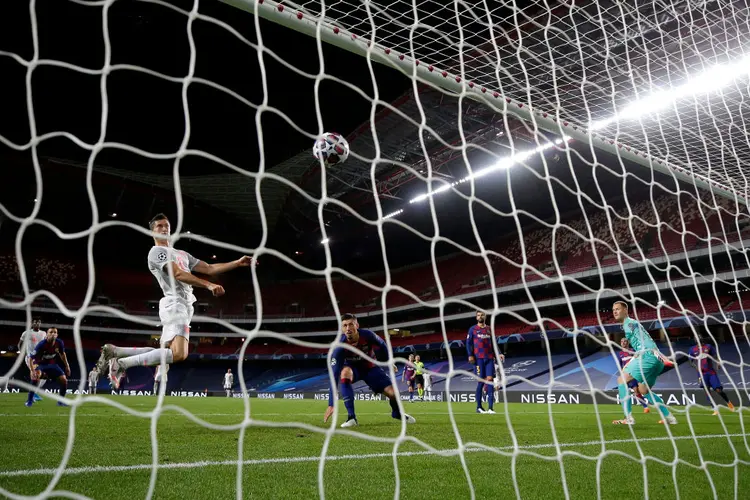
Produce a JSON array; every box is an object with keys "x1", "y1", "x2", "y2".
[
  {"x1": 401, "y1": 353, "x2": 416, "y2": 402},
  {"x1": 323, "y1": 314, "x2": 416, "y2": 428},
  {"x1": 618, "y1": 338, "x2": 650, "y2": 413},
  {"x1": 689, "y1": 337, "x2": 735, "y2": 415},
  {"x1": 467, "y1": 310, "x2": 504, "y2": 414},
  {"x1": 25, "y1": 327, "x2": 70, "y2": 407}
]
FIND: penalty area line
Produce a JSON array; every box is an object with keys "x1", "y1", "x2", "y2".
[{"x1": 0, "y1": 433, "x2": 746, "y2": 477}]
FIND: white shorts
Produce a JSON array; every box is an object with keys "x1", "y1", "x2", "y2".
[
  {"x1": 159, "y1": 298, "x2": 194, "y2": 346},
  {"x1": 423, "y1": 377, "x2": 432, "y2": 391},
  {"x1": 224, "y1": 385, "x2": 232, "y2": 390}
]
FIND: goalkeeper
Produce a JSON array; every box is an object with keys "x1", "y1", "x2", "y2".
[
  {"x1": 612, "y1": 301, "x2": 677, "y2": 425},
  {"x1": 323, "y1": 313, "x2": 416, "y2": 428}
]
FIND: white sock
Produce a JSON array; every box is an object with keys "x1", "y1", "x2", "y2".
[
  {"x1": 113, "y1": 346, "x2": 155, "y2": 357},
  {"x1": 119, "y1": 348, "x2": 173, "y2": 369}
]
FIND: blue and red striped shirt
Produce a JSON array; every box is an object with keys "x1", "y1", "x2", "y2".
[
  {"x1": 466, "y1": 324, "x2": 495, "y2": 360},
  {"x1": 30, "y1": 338, "x2": 65, "y2": 366},
  {"x1": 689, "y1": 344, "x2": 717, "y2": 375}
]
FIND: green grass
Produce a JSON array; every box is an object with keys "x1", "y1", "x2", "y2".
[{"x1": 1, "y1": 394, "x2": 748, "y2": 499}]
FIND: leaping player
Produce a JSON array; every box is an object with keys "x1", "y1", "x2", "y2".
[
  {"x1": 689, "y1": 336, "x2": 735, "y2": 415},
  {"x1": 467, "y1": 310, "x2": 504, "y2": 414},
  {"x1": 96, "y1": 213, "x2": 254, "y2": 388},
  {"x1": 26, "y1": 327, "x2": 70, "y2": 407},
  {"x1": 323, "y1": 314, "x2": 416, "y2": 427},
  {"x1": 18, "y1": 318, "x2": 46, "y2": 402},
  {"x1": 612, "y1": 301, "x2": 677, "y2": 425},
  {"x1": 617, "y1": 337, "x2": 650, "y2": 413}
]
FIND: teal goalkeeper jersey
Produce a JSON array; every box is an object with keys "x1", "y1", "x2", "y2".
[{"x1": 622, "y1": 317, "x2": 658, "y2": 353}]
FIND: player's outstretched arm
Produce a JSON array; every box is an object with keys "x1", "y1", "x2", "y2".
[
  {"x1": 60, "y1": 351, "x2": 71, "y2": 377},
  {"x1": 170, "y1": 262, "x2": 225, "y2": 297},
  {"x1": 193, "y1": 256, "x2": 254, "y2": 277}
]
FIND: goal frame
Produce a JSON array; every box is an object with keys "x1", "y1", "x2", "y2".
[{"x1": 220, "y1": 0, "x2": 745, "y2": 206}]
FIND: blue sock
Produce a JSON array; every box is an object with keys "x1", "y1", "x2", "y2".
[
  {"x1": 340, "y1": 379, "x2": 356, "y2": 420},
  {"x1": 618, "y1": 383, "x2": 632, "y2": 418},
  {"x1": 475, "y1": 382, "x2": 484, "y2": 409},
  {"x1": 409, "y1": 391, "x2": 413, "y2": 401},
  {"x1": 27, "y1": 387, "x2": 36, "y2": 404},
  {"x1": 645, "y1": 392, "x2": 671, "y2": 418},
  {"x1": 389, "y1": 397, "x2": 401, "y2": 419},
  {"x1": 487, "y1": 383, "x2": 495, "y2": 410}
]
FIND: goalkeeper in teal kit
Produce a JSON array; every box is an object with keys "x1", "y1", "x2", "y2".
[{"x1": 612, "y1": 301, "x2": 677, "y2": 425}]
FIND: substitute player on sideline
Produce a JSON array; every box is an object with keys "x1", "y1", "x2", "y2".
[
  {"x1": 612, "y1": 301, "x2": 677, "y2": 425},
  {"x1": 18, "y1": 318, "x2": 47, "y2": 402},
  {"x1": 323, "y1": 314, "x2": 416, "y2": 428},
  {"x1": 26, "y1": 327, "x2": 70, "y2": 407},
  {"x1": 223, "y1": 368, "x2": 234, "y2": 397},
  {"x1": 689, "y1": 337, "x2": 735, "y2": 415},
  {"x1": 617, "y1": 337, "x2": 650, "y2": 413},
  {"x1": 97, "y1": 213, "x2": 254, "y2": 388},
  {"x1": 467, "y1": 310, "x2": 504, "y2": 414}
]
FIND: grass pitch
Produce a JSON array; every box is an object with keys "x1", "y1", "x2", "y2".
[{"x1": 1, "y1": 394, "x2": 748, "y2": 499}]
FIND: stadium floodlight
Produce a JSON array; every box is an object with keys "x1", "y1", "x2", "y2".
[
  {"x1": 408, "y1": 136, "x2": 570, "y2": 205},
  {"x1": 590, "y1": 54, "x2": 750, "y2": 131},
  {"x1": 320, "y1": 237, "x2": 330, "y2": 244},
  {"x1": 382, "y1": 209, "x2": 404, "y2": 219}
]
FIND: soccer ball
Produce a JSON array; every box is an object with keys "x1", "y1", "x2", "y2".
[{"x1": 312, "y1": 132, "x2": 350, "y2": 167}]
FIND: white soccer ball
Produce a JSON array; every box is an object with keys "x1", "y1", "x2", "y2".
[{"x1": 313, "y1": 132, "x2": 350, "y2": 167}]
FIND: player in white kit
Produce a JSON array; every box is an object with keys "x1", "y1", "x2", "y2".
[
  {"x1": 422, "y1": 370, "x2": 432, "y2": 400},
  {"x1": 153, "y1": 364, "x2": 168, "y2": 395},
  {"x1": 95, "y1": 213, "x2": 254, "y2": 389},
  {"x1": 223, "y1": 368, "x2": 234, "y2": 397},
  {"x1": 87, "y1": 367, "x2": 99, "y2": 394},
  {"x1": 18, "y1": 319, "x2": 47, "y2": 401}
]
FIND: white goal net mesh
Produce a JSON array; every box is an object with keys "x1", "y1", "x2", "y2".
[{"x1": 1, "y1": 0, "x2": 750, "y2": 498}]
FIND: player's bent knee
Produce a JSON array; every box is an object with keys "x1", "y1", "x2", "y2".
[
  {"x1": 59, "y1": 376, "x2": 67, "y2": 384},
  {"x1": 340, "y1": 366, "x2": 354, "y2": 379}
]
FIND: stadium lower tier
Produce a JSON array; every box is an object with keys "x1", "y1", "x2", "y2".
[{"x1": 3, "y1": 340, "x2": 748, "y2": 404}]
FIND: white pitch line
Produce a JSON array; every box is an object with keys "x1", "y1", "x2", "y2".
[
  {"x1": 0, "y1": 410, "x2": 629, "y2": 417},
  {"x1": 0, "y1": 433, "x2": 746, "y2": 478}
]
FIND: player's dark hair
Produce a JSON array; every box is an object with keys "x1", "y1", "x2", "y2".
[
  {"x1": 149, "y1": 213, "x2": 169, "y2": 229},
  {"x1": 341, "y1": 313, "x2": 357, "y2": 322}
]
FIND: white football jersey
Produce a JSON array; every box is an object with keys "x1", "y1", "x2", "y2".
[
  {"x1": 88, "y1": 370, "x2": 99, "y2": 385},
  {"x1": 20, "y1": 329, "x2": 46, "y2": 357},
  {"x1": 223, "y1": 373, "x2": 234, "y2": 386},
  {"x1": 147, "y1": 246, "x2": 199, "y2": 305}
]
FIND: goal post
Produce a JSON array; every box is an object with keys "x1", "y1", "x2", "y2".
[{"x1": 219, "y1": 0, "x2": 745, "y2": 206}]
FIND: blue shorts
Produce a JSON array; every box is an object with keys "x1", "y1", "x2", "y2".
[
  {"x1": 351, "y1": 365, "x2": 392, "y2": 393},
  {"x1": 38, "y1": 364, "x2": 64, "y2": 379},
  {"x1": 475, "y1": 358, "x2": 496, "y2": 379},
  {"x1": 701, "y1": 373, "x2": 722, "y2": 390}
]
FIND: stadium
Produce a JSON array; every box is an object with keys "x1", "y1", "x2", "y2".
[{"x1": 1, "y1": 0, "x2": 750, "y2": 498}]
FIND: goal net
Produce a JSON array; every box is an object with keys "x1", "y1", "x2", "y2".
[{"x1": 1, "y1": 0, "x2": 750, "y2": 498}]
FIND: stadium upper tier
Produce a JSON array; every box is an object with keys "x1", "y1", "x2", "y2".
[{"x1": 2, "y1": 192, "x2": 748, "y2": 322}]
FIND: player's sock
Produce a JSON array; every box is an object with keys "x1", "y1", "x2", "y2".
[
  {"x1": 716, "y1": 389, "x2": 731, "y2": 403},
  {"x1": 153, "y1": 383, "x2": 158, "y2": 394},
  {"x1": 340, "y1": 379, "x2": 356, "y2": 420},
  {"x1": 119, "y1": 348, "x2": 174, "y2": 369},
  {"x1": 409, "y1": 390, "x2": 413, "y2": 401},
  {"x1": 60, "y1": 381, "x2": 67, "y2": 398},
  {"x1": 644, "y1": 392, "x2": 671, "y2": 418},
  {"x1": 113, "y1": 346, "x2": 155, "y2": 357},
  {"x1": 389, "y1": 396, "x2": 402, "y2": 419},
  {"x1": 475, "y1": 382, "x2": 484, "y2": 409},
  {"x1": 487, "y1": 384, "x2": 495, "y2": 410},
  {"x1": 418, "y1": 387, "x2": 423, "y2": 398},
  {"x1": 26, "y1": 384, "x2": 38, "y2": 404},
  {"x1": 618, "y1": 383, "x2": 632, "y2": 418}
]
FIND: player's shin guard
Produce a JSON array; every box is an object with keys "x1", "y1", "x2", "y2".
[
  {"x1": 340, "y1": 379, "x2": 356, "y2": 420},
  {"x1": 618, "y1": 383, "x2": 632, "y2": 418},
  {"x1": 644, "y1": 392, "x2": 671, "y2": 417},
  {"x1": 113, "y1": 346, "x2": 155, "y2": 357},
  {"x1": 119, "y1": 348, "x2": 174, "y2": 369},
  {"x1": 475, "y1": 382, "x2": 484, "y2": 409}
]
